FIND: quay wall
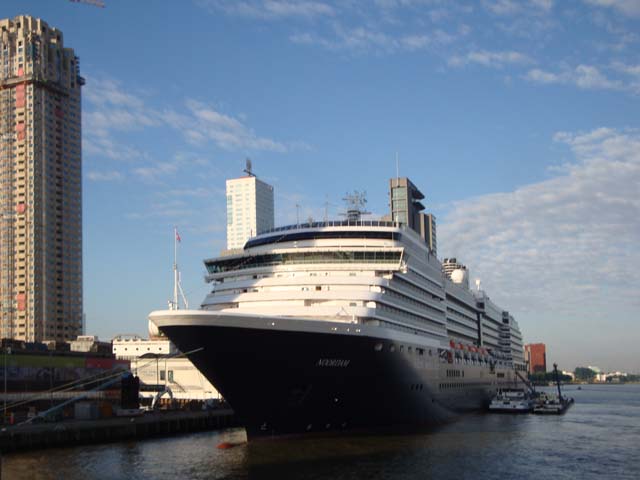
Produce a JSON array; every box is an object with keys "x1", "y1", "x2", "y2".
[{"x1": 0, "y1": 409, "x2": 237, "y2": 453}]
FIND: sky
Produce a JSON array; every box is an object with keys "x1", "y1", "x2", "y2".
[{"x1": 4, "y1": 0, "x2": 640, "y2": 372}]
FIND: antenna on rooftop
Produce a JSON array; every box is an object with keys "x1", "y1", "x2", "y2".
[
  {"x1": 244, "y1": 158, "x2": 255, "y2": 177},
  {"x1": 323, "y1": 194, "x2": 330, "y2": 222}
]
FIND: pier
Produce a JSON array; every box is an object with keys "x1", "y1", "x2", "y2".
[{"x1": 0, "y1": 409, "x2": 237, "y2": 453}]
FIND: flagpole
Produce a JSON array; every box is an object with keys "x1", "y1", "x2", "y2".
[{"x1": 173, "y1": 227, "x2": 179, "y2": 310}]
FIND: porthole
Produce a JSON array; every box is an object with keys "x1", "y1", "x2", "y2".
[{"x1": 374, "y1": 343, "x2": 383, "y2": 352}]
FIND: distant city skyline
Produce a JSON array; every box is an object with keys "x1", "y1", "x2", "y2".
[{"x1": 3, "y1": 1, "x2": 639, "y2": 372}]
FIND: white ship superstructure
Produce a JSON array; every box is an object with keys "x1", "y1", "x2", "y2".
[{"x1": 204, "y1": 221, "x2": 447, "y2": 340}]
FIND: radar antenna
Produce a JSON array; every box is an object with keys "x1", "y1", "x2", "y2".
[{"x1": 341, "y1": 191, "x2": 370, "y2": 222}]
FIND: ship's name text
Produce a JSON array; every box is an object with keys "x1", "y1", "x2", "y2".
[{"x1": 317, "y1": 358, "x2": 350, "y2": 367}]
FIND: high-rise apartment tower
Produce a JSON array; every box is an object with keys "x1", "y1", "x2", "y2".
[
  {"x1": 226, "y1": 171, "x2": 274, "y2": 250},
  {"x1": 0, "y1": 16, "x2": 83, "y2": 341}
]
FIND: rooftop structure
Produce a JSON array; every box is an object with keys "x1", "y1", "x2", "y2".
[{"x1": 112, "y1": 332, "x2": 219, "y2": 402}]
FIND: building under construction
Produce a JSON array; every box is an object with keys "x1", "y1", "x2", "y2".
[{"x1": 0, "y1": 15, "x2": 83, "y2": 342}]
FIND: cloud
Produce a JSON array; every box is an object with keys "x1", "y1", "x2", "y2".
[
  {"x1": 162, "y1": 99, "x2": 290, "y2": 152},
  {"x1": 197, "y1": 0, "x2": 335, "y2": 19},
  {"x1": 125, "y1": 199, "x2": 193, "y2": 220},
  {"x1": 83, "y1": 77, "x2": 145, "y2": 110},
  {"x1": 611, "y1": 62, "x2": 640, "y2": 92},
  {"x1": 164, "y1": 187, "x2": 224, "y2": 198},
  {"x1": 448, "y1": 50, "x2": 533, "y2": 68},
  {"x1": 584, "y1": 0, "x2": 640, "y2": 17},
  {"x1": 290, "y1": 24, "x2": 457, "y2": 53},
  {"x1": 483, "y1": 0, "x2": 521, "y2": 15},
  {"x1": 482, "y1": 0, "x2": 554, "y2": 15},
  {"x1": 438, "y1": 127, "x2": 640, "y2": 324},
  {"x1": 84, "y1": 75, "x2": 300, "y2": 160},
  {"x1": 612, "y1": 62, "x2": 640, "y2": 76},
  {"x1": 132, "y1": 152, "x2": 212, "y2": 183},
  {"x1": 525, "y1": 65, "x2": 624, "y2": 90},
  {"x1": 133, "y1": 162, "x2": 180, "y2": 183},
  {"x1": 86, "y1": 171, "x2": 123, "y2": 182},
  {"x1": 530, "y1": 0, "x2": 554, "y2": 11},
  {"x1": 573, "y1": 65, "x2": 622, "y2": 89}
]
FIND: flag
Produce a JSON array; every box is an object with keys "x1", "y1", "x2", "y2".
[{"x1": 175, "y1": 229, "x2": 181, "y2": 242}]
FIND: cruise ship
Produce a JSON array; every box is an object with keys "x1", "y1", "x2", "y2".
[{"x1": 149, "y1": 177, "x2": 526, "y2": 438}]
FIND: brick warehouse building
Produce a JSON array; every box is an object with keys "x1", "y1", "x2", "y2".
[{"x1": 524, "y1": 343, "x2": 547, "y2": 374}]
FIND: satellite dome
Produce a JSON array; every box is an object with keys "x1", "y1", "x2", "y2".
[{"x1": 450, "y1": 268, "x2": 468, "y2": 285}]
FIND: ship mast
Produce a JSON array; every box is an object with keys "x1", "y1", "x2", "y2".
[
  {"x1": 170, "y1": 227, "x2": 189, "y2": 310},
  {"x1": 341, "y1": 191, "x2": 370, "y2": 222}
]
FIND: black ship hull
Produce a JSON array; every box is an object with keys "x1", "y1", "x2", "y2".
[{"x1": 158, "y1": 314, "x2": 497, "y2": 439}]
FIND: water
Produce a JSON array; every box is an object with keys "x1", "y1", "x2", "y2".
[{"x1": 2, "y1": 384, "x2": 639, "y2": 479}]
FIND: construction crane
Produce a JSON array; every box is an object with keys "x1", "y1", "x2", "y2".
[{"x1": 68, "y1": 0, "x2": 106, "y2": 8}]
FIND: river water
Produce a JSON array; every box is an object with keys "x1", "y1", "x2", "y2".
[{"x1": 2, "y1": 384, "x2": 638, "y2": 479}]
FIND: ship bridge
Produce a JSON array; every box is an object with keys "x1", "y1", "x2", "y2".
[{"x1": 244, "y1": 220, "x2": 403, "y2": 249}]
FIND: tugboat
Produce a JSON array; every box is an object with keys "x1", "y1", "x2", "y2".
[
  {"x1": 533, "y1": 363, "x2": 574, "y2": 415},
  {"x1": 489, "y1": 389, "x2": 534, "y2": 413}
]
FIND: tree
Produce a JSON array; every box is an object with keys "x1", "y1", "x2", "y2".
[
  {"x1": 529, "y1": 372, "x2": 573, "y2": 383},
  {"x1": 574, "y1": 367, "x2": 596, "y2": 382}
]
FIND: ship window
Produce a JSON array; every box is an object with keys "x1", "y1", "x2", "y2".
[
  {"x1": 315, "y1": 286, "x2": 322, "y2": 291},
  {"x1": 206, "y1": 250, "x2": 402, "y2": 273},
  {"x1": 374, "y1": 343, "x2": 383, "y2": 352},
  {"x1": 417, "y1": 348, "x2": 424, "y2": 356},
  {"x1": 160, "y1": 371, "x2": 166, "y2": 381},
  {"x1": 389, "y1": 345, "x2": 396, "y2": 352}
]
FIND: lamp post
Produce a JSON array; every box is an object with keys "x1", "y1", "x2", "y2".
[{"x1": 3, "y1": 346, "x2": 10, "y2": 424}]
